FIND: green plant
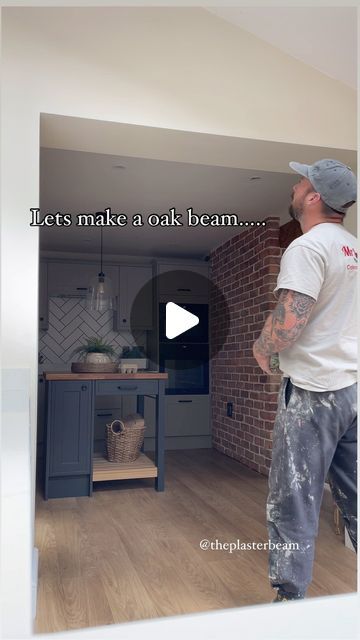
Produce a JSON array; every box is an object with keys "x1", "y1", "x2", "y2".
[
  {"x1": 122, "y1": 346, "x2": 145, "y2": 358},
  {"x1": 71, "y1": 337, "x2": 117, "y2": 361}
]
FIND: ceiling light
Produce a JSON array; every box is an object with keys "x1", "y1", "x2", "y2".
[{"x1": 86, "y1": 226, "x2": 116, "y2": 312}]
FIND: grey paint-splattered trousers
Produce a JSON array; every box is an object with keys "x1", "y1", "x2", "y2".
[{"x1": 266, "y1": 377, "x2": 357, "y2": 599}]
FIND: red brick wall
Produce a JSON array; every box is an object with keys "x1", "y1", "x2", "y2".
[{"x1": 209, "y1": 217, "x2": 282, "y2": 476}]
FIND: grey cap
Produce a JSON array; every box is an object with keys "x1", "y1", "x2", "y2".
[{"x1": 289, "y1": 159, "x2": 357, "y2": 213}]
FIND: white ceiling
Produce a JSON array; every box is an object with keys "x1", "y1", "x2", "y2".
[
  {"x1": 205, "y1": 7, "x2": 357, "y2": 89},
  {"x1": 40, "y1": 147, "x2": 299, "y2": 258},
  {"x1": 40, "y1": 117, "x2": 357, "y2": 259}
]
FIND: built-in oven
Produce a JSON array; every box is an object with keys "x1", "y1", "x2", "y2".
[
  {"x1": 159, "y1": 302, "x2": 209, "y2": 395},
  {"x1": 159, "y1": 342, "x2": 209, "y2": 395}
]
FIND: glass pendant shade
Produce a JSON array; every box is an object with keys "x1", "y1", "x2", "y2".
[
  {"x1": 86, "y1": 272, "x2": 116, "y2": 311},
  {"x1": 86, "y1": 227, "x2": 116, "y2": 311}
]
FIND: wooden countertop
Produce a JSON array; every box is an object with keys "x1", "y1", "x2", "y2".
[{"x1": 43, "y1": 371, "x2": 168, "y2": 381}]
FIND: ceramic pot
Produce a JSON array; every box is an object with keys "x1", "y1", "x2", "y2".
[{"x1": 85, "y1": 352, "x2": 112, "y2": 365}]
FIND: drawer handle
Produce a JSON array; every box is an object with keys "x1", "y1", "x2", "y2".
[
  {"x1": 178, "y1": 400, "x2": 192, "y2": 403},
  {"x1": 117, "y1": 385, "x2": 138, "y2": 391},
  {"x1": 97, "y1": 413, "x2": 113, "y2": 417},
  {"x1": 76, "y1": 287, "x2": 88, "y2": 290},
  {"x1": 177, "y1": 288, "x2": 191, "y2": 292}
]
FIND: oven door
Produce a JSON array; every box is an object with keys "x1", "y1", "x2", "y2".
[{"x1": 159, "y1": 343, "x2": 209, "y2": 395}]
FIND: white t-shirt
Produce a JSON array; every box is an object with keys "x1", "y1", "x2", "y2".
[{"x1": 274, "y1": 222, "x2": 357, "y2": 391}]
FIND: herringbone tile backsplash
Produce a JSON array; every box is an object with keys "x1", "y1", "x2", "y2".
[{"x1": 39, "y1": 297, "x2": 146, "y2": 366}]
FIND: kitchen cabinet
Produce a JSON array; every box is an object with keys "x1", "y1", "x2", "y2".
[
  {"x1": 47, "y1": 262, "x2": 119, "y2": 297},
  {"x1": 43, "y1": 372, "x2": 167, "y2": 499},
  {"x1": 165, "y1": 395, "x2": 210, "y2": 437},
  {"x1": 45, "y1": 380, "x2": 93, "y2": 498},
  {"x1": 39, "y1": 261, "x2": 48, "y2": 330},
  {"x1": 157, "y1": 263, "x2": 209, "y2": 300},
  {"x1": 114, "y1": 265, "x2": 153, "y2": 330}
]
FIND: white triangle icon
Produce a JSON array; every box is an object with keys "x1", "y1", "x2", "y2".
[{"x1": 165, "y1": 302, "x2": 199, "y2": 339}]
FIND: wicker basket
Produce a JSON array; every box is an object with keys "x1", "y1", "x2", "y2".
[{"x1": 106, "y1": 413, "x2": 146, "y2": 463}]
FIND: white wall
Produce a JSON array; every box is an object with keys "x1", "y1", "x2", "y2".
[
  {"x1": 3, "y1": 7, "x2": 357, "y2": 148},
  {"x1": 0, "y1": 7, "x2": 357, "y2": 637}
]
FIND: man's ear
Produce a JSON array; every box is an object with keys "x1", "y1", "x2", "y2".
[{"x1": 307, "y1": 191, "x2": 321, "y2": 205}]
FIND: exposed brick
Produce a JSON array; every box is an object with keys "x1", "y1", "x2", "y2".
[{"x1": 210, "y1": 219, "x2": 282, "y2": 478}]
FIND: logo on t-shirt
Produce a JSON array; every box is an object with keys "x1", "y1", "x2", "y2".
[{"x1": 341, "y1": 245, "x2": 358, "y2": 270}]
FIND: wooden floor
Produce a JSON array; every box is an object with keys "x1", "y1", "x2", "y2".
[{"x1": 34, "y1": 448, "x2": 357, "y2": 633}]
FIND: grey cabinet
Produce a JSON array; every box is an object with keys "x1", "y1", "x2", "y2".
[
  {"x1": 39, "y1": 262, "x2": 48, "y2": 330},
  {"x1": 47, "y1": 262, "x2": 119, "y2": 297},
  {"x1": 41, "y1": 260, "x2": 153, "y2": 331},
  {"x1": 142, "y1": 395, "x2": 210, "y2": 451},
  {"x1": 115, "y1": 265, "x2": 153, "y2": 330},
  {"x1": 157, "y1": 263, "x2": 209, "y2": 300},
  {"x1": 45, "y1": 381, "x2": 93, "y2": 498},
  {"x1": 165, "y1": 395, "x2": 210, "y2": 437},
  {"x1": 44, "y1": 374, "x2": 166, "y2": 497}
]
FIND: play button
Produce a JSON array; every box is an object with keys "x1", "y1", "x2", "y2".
[
  {"x1": 129, "y1": 269, "x2": 230, "y2": 370},
  {"x1": 165, "y1": 302, "x2": 199, "y2": 339}
]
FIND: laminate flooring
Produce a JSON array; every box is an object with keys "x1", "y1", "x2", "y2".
[{"x1": 34, "y1": 448, "x2": 357, "y2": 633}]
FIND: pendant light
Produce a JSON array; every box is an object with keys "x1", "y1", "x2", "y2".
[{"x1": 86, "y1": 226, "x2": 116, "y2": 311}]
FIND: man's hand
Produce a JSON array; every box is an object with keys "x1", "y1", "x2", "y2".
[{"x1": 252, "y1": 343, "x2": 272, "y2": 374}]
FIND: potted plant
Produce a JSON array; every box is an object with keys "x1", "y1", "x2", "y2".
[
  {"x1": 120, "y1": 345, "x2": 148, "y2": 370},
  {"x1": 71, "y1": 337, "x2": 117, "y2": 365}
]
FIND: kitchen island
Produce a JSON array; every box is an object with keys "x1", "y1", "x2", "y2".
[{"x1": 43, "y1": 371, "x2": 167, "y2": 499}]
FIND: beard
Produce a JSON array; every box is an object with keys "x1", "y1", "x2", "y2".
[{"x1": 288, "y1": 202, "x2": 302, "y2": 222}]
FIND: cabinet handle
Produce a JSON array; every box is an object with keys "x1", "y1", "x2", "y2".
[
  {"x1": 122, "y1": 319, "x2": 127, "y2": 323},
  {"x1": 81, "y1": 385, "x2": 87, "y2": 391},
  {"x1": 39, "y1": 317, "x2": 44, "y2": 321},
  {"x1": 178, "y1": 400, "x2": 193, "y2": 403},
  {"x1": 117, "y1": 385, "x2": 138, "y2": 391},
  {"x1": 177, "y1": 288, "x2": 191, "y2": 292},
  {"x1": 76, "y1": 287, "x2": 88, "y2": 290}
]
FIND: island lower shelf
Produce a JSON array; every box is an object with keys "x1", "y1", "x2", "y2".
[{"x1": 92, "y1": 452, "x2": 158, "y2": 482}]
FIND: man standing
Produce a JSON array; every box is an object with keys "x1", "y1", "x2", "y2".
[{"x1": 253, "y1": 159, "x2": 357, "y2": 602}]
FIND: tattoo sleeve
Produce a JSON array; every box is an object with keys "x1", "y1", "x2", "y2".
[{"x1": 254, "y1": 289, "x2": 316, "y2": 356}]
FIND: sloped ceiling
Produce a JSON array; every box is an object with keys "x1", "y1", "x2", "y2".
[{"x1": 205, "y1": 7, "x2": 357, "y2": 89}]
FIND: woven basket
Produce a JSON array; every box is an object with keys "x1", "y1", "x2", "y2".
[{"x1": 106, "y1": 413, "x2": 146, "y2": 463}]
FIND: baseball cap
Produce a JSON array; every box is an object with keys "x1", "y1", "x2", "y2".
[{"x1": 289, "y1": 159, "x2": 357, "y2": 214}]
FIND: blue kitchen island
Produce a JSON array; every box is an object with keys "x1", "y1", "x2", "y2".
[{"x1": 43, "y1": 371, "x2": 167, "y2": 499}]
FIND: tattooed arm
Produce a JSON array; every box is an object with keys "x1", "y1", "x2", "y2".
[{"x1": 252, "y1": 289, "x2": 316, "y2": 374}]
